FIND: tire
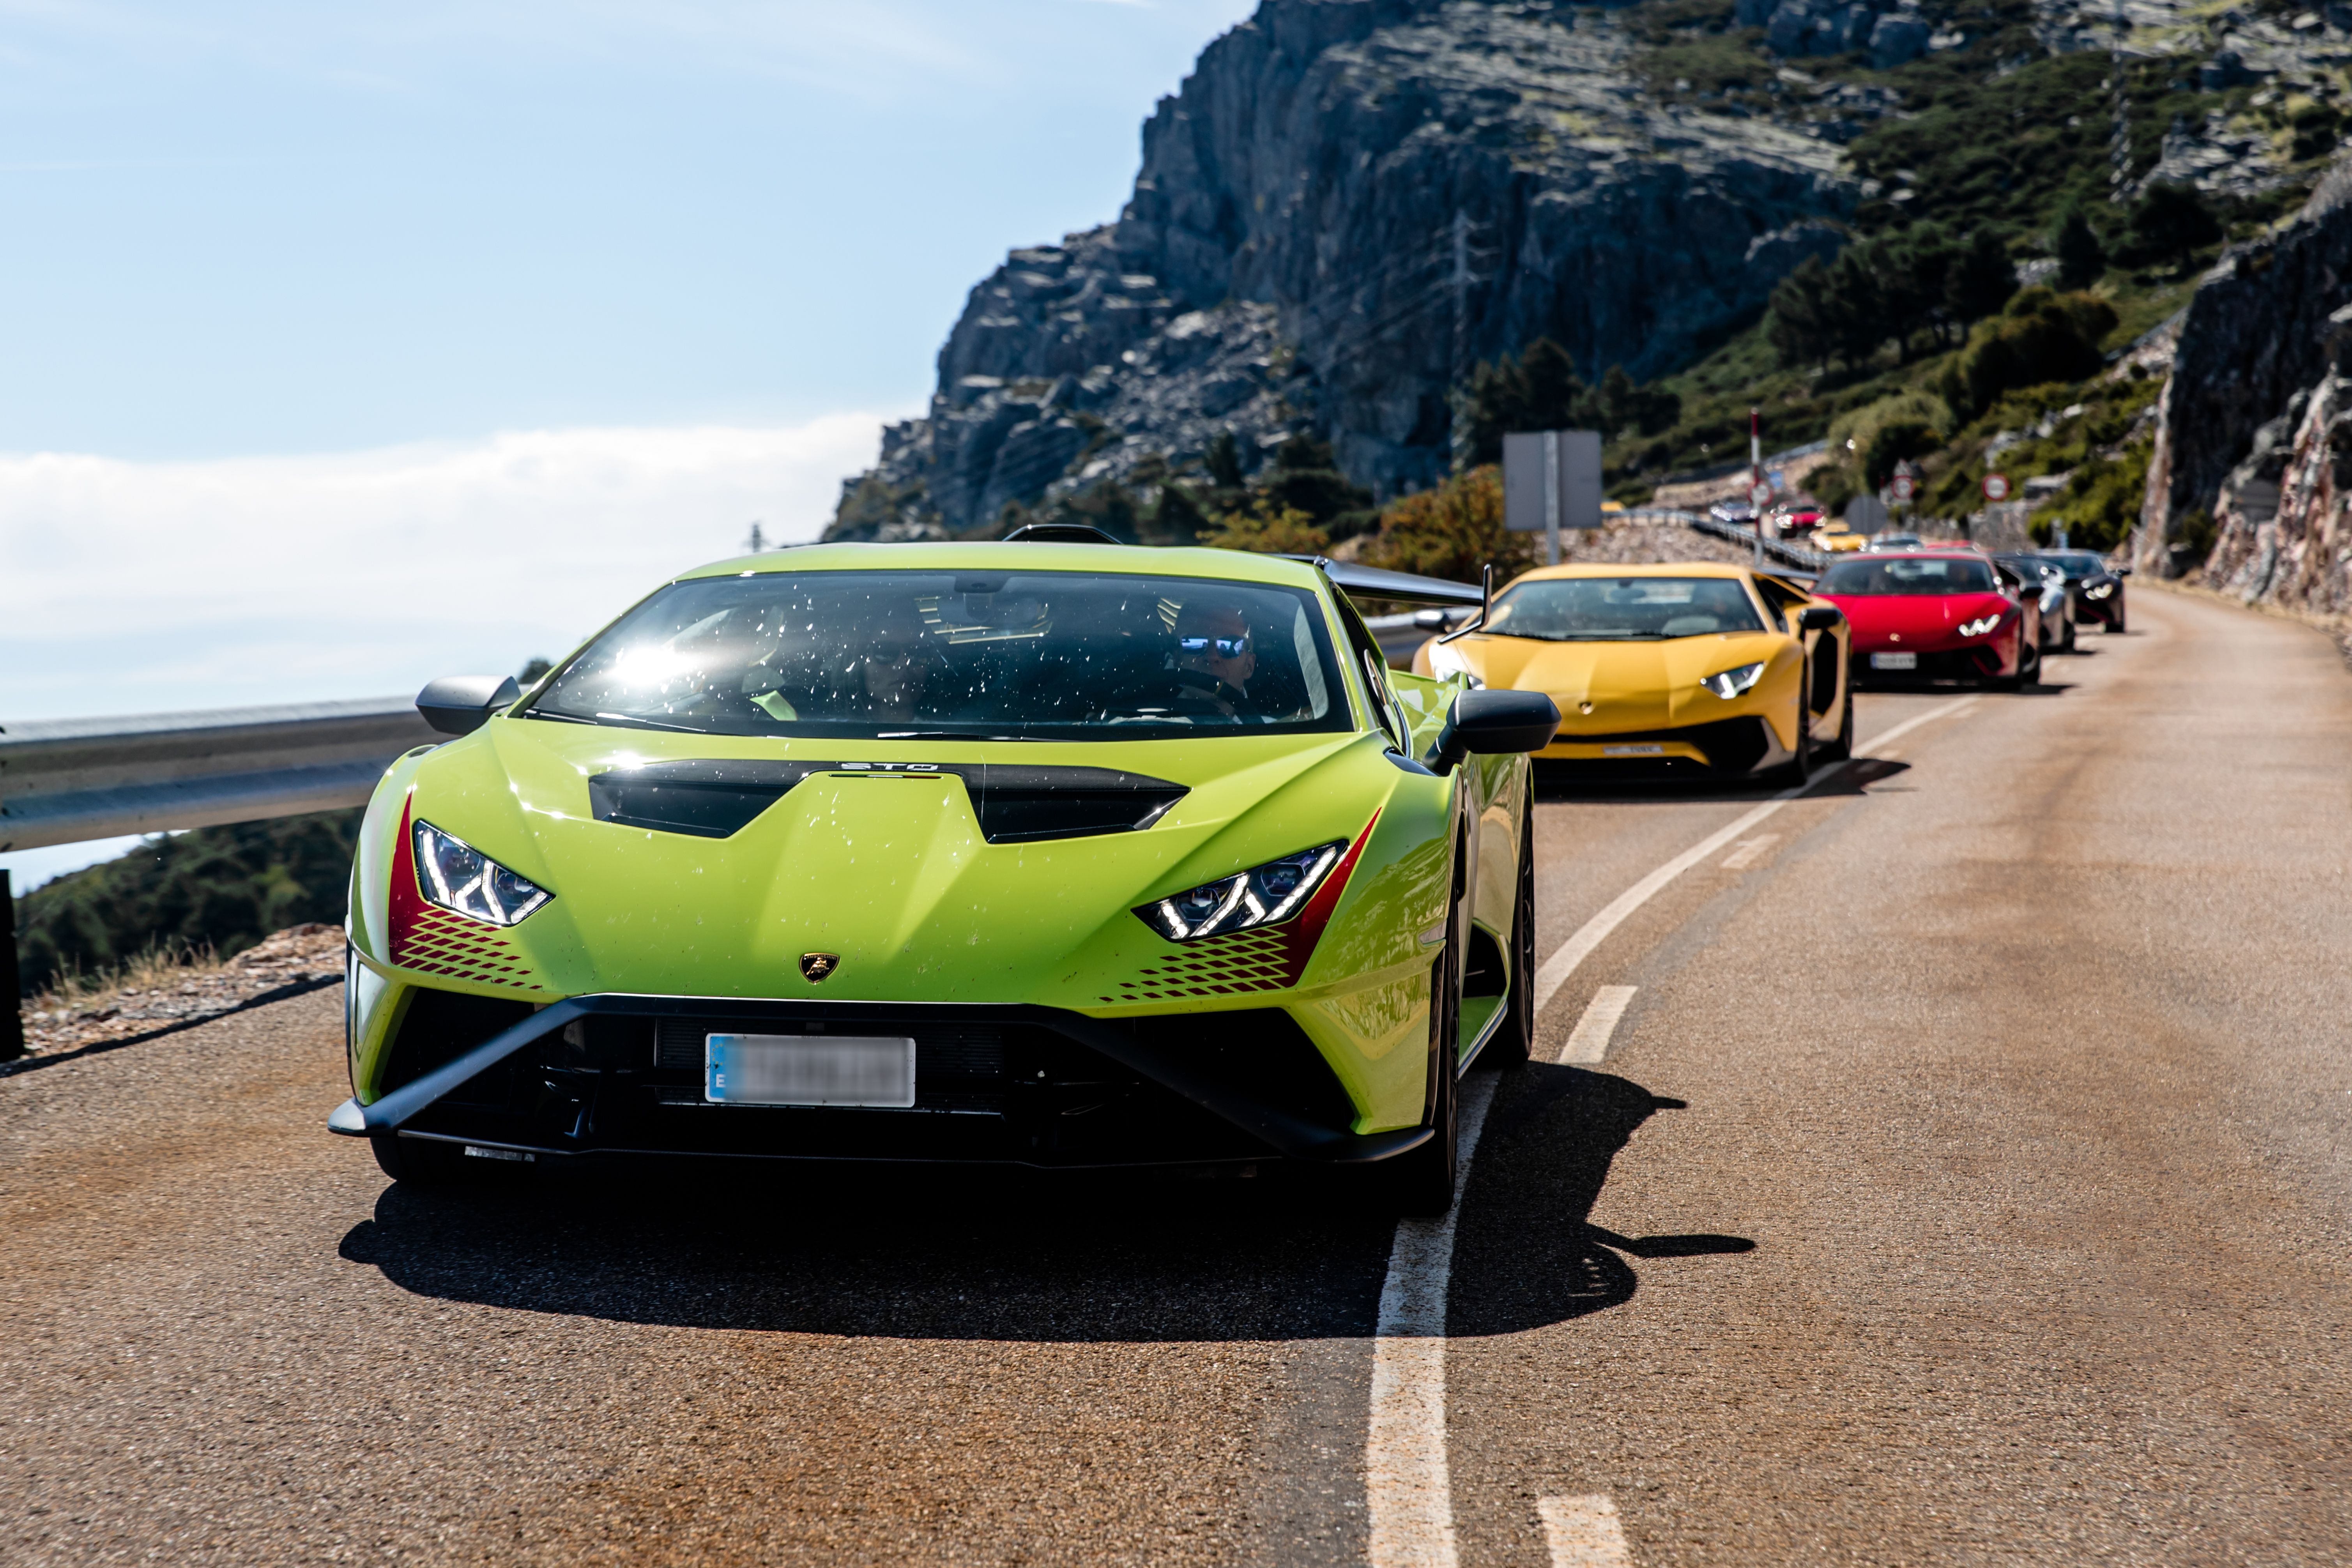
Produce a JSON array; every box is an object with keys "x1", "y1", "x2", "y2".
[
  {"x1": 1484, "y1": 796, "x2": 1537, "y2": 1071},
  {"x1": 372, "y1": 1132, "x2": 464, "y2": 1184},
  {"x1": 1775, "y1": 674, "x2": 1814, "y2": 782},
  {"x1": 2020, "y1": 636, "x2": 2043, "y2": 686},
  {"x1": 1385, "y1": 881, "x2": 1465, "y2": 1217},
  {"x1": 2108, "y1": 610, "x2": 2126, "y2": 634},
  {"x1": 1819, "y1": 663, "x2": 1855, "y2": 762},
  {"x1": 2062, "y1": 618, "x2": 2078, "y2": 654}
]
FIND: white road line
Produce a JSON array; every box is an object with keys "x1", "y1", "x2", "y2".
[
  {"x1": 1859, "y1": 694, "x2": 1978, "y2": 757},
  {"x1": 1718, "y1": 833, "x2": 1779, "y2": 870},
  {"x1": 1538, "y1": 1494, "x2": 1634, "y2": 1568},
  {"x1": 1366, "y1": 1071, "x2": 1500, "y2": 1568},
  {"x1": 1560, "y1": 986, "x2": 1638, "y2": 1066},
  {"x1": 1364, "y1": 692, "x2": 1981, "y2": 1568}
]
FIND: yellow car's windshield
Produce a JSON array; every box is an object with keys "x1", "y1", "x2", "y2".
[
  {"x1": 527, "y1": 569, "x2": 1348, "y2": 741},
  {"x1": 1484, "y1": 577, "x2": 1765, "y2": 642}
]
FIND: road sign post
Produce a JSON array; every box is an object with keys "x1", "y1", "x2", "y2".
[
  {"x1": 1504, "y1": 429, "x2": 1603, "y2": 565},
  {"x1": 2, "y1": 870, "x2": 21, "y2": 1063}
]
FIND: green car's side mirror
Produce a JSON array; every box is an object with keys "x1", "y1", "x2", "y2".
[
  {"x1": 417, "y1": 675, "x2": 522, "y2": 737},
  {"x1": 1432, "y1": 690, "x2": 1561, "y2": 773}
]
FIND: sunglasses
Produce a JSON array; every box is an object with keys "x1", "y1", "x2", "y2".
[{"x1": 1178, "y1": 635, "x2": 1250, "y2": 657}]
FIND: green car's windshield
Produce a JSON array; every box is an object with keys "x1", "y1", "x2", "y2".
[
  {"x1": 1483, "y1": 576, "x2": 1765, "y2": 641},
  {"x1": 529, "y1": 569, "x2": 1348, "y2": 740}
]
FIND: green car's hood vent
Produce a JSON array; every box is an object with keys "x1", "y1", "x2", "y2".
[{"x1": 587, "y1": 759, "x2": 1187, "y2": 844}]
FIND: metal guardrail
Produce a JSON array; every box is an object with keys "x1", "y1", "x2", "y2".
[
  {"x1": 1628, "y1": 508, "x2": 1832, "y2": 573},
  {"x1": 0, "y1": 698, "x2": 440, "y2": 854}
]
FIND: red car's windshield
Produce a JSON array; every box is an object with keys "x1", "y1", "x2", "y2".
[{"x1": 1818, "y1": 556, "x2": 1997, "y2": 596}]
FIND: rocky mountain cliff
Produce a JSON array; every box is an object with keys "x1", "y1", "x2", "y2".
[
  {"x1": 830, "y1": 0, "x2": 1854, "y2": 540},
  {"x1": 2139, "y1": 161, "x2": 2352, "y2": 611}
]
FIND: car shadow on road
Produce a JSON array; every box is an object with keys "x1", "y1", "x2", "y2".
[
  {"x1": 1449, "y1": 1064, "x2": 1753, "y2": 1336},
  {"x1": 335, "y1": 1065, "x2": 1734, "y2": 1342}
]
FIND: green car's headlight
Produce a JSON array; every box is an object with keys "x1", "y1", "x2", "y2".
[
  {"x1": 1138, "y1": 841, "x2": 1345, "y2": 942},
  {"x1": 1699, "y1": 662, "x2": 1765, "y2": 700},
  {"x1": 412, "y1": 820, "x2": 553, "y2": 926}
]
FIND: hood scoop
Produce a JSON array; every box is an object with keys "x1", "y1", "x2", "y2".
[{"x1": 588, "y1": 759, "x2": 1186, "y2": 843}]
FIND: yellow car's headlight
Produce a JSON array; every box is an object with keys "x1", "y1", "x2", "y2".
[{"x1": 1699, "y1": 662, "x2": 1765, "y2": 699}]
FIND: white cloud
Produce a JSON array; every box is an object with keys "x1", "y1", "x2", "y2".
[{"x1": 0, "y1": 412, "x2": 905, "y2": 721}]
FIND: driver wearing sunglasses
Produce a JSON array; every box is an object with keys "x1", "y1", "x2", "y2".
[{"x1": 1172, "y1": 602, "x2": 1257, "y2": 717}]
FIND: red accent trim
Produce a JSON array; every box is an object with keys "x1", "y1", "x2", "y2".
[{"x1": 387, "y1": 794, "x2": 428, "y2": 969}]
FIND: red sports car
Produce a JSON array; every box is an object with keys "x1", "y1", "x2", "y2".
[{"x1": 1814, "y1": 550, "x2": 2036, "y2": 689}]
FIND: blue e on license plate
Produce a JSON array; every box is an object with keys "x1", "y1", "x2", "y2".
[{"x1": 705, "y1": 1034, "x2": 915, "y2": 1107}]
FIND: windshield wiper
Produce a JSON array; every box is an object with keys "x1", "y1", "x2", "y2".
[
  {"x1": 874, "y1": 730, "x2": 1043, "y2": 742},
  {"x1": 593, "y1": 712, "x2": 706, "y2": 733}
]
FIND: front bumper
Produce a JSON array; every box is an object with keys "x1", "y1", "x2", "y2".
[
  {"x1": 1853, "y1": 644, "x2": 2004, "y2": 683},
  {"x1": 1535, "y1": 716, "x2": 1786, "y2": 779},
  {"x1": 330, "y1": 989, "x2": 1430, "y2": 1170}
]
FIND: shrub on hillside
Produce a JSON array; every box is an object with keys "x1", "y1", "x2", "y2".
[
  {"x1": 1941, "y1": 287, "x2": 2117, "y2": 417},
  {"x1": 1358, "y1": 468, "x2": 1538, "y2": 585},
  {"x1": 1199, "y1": 498, "x2": 1330, "y2": 555},
  {"x1": 14, "y1": 809, "x2": 363, "y2": 995}
]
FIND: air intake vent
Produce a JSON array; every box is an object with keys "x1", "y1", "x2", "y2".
[
  {"x1": 589, "y1": 760, "x2": 1184, "y2": 843},
  {"x1": 963, "y1": 766, "x2": 1186, "y2": 844},
  {"x1": 587, "y1": 760, "x2": 825, "y2": 838}
]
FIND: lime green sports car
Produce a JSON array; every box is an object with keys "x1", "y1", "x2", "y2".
[{"x1": 327, "y1": 541, "x2": 1558, "y2": 1212}]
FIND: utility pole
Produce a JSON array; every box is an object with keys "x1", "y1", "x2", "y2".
[
  {"x1": 2109, "y1": 0, "x2": 2133, "y2": 203},
  {"x1": 1447, "y1": 210, "x2": 1475, "y2": 473},
  {"x1": 1750, "y1": 407, "x2": 1766, "y2": 569}
]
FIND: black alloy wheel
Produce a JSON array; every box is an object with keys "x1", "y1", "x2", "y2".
[{"x1": 1484, "y1": 794, "x2": 1537, "y2": 1070}]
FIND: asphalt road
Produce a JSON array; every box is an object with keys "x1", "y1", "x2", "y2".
[{"x1": 6, "y1": 587, "x2": 2349, "y2": 1566}]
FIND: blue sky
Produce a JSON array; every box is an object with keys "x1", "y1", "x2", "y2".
[
  {"x1": 0, "y1": 0, "x2": 1259, "y2": 888},
  {"x1": 0, "y1": 0, "x2": 1256, "y2": 456}
]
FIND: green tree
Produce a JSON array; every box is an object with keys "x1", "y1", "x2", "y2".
[
  {"x1": 1767, "y1": 254, "x2": 1837, "y2": 373},
  {"x1": 1827, "y1": 248, "x2": 1887, "y2": 367},
  {"x1": 1590, "y1": 364, "x2": 1682, "y2": 437},
  {"x1": 2052, "y1": 201, "x2": 2107, "y2": 290},
  {"x1": 1945, "y1": 228, "x2": 2019, "y2": 327},
  {"x1": 1459, "y1": 339, "x2": 1588, "y2": 463},
  {"x1": 1257, "y1": 435, "x2": 1374, "y2": 528},
  {"x1": 2127, "y1": 182, "x2": 2222, "y2": 273},
  {"x1": 1204, "y1": 430, "x2": 1245, "y2": 490}
]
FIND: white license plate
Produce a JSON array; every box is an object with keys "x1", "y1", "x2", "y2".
[
  {"x1": 705, "y1": 1034, "x2": 915, "y2": 1107},
  {"x1": 1870, "y1": 652, "x2": 1918, "y2": 670},
  {"x1": 1602, "y1": 743, "x2": 1664, "y2": 757}
]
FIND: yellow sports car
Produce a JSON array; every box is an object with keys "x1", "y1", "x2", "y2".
[{"x1": 1412, "y1": 562, "x2": 1853, "y2": 780}]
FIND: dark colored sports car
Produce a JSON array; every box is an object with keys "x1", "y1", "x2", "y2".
[
  {"x1": 2031, "y1": 550, "x2": 2129, "y2": 633},
  {"x1": 1995, "y1": 553, "x2": 2078, "y2": 655}
]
